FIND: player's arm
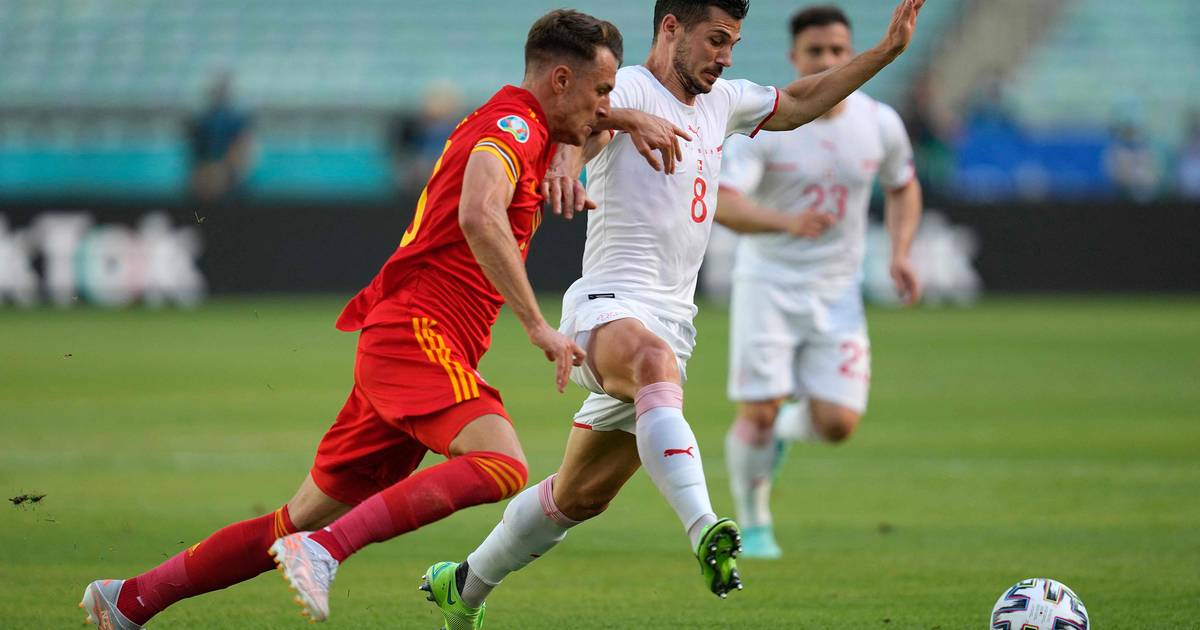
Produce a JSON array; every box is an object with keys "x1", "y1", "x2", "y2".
[
  {"x1": 543, "y1": 109, "x2": 692, "y2": 219},
  {"x1": 884, "y1": 178, "x2": 923, "y2": 305},
  {"x1": 541, "y1": 140, "x2": 598, "y2": 220},
  {"x1": 715, "y1": 185, "x2": 832, "y2": 237},
  {"x1": 592, "y1": 108, "x2": 692, "y2": 173},
  {"x1": 459, "y1": 151, "x2": 584, "y2": 392},
  {"x1": 763, "y1": 0, "x2": 924, "y2": 132}
]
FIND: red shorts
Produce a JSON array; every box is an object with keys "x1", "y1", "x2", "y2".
[{"x1": 311, "y1": 320, "x2": 507, "y2": 506}]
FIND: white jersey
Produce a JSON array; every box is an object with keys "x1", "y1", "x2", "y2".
[
  {"x1": 721, "y1": 91, "x2": 914, "y2": 297},
  {"x1": 568, "y1": 65, "x2": 778, "y2": 323}
]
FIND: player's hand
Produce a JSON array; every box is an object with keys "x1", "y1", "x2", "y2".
[
  {"x1": 541, "y1": 150, "x2": 596, "y2": 220},
  {"x1": 788, "y1": 209, "x2": 835, "y2": 238},
  {"x1": 890, "y1": 256, "x2": 922, "y2": 306},
  {"x1": 879, "y1": 0, "x2": 924, "y2": 58},
  {"x1": 528, "y1": 323, "x2": 586, "y2": 393},
  {"x1": 624, "y1": 111, "x2": 692, "y2": 174}
]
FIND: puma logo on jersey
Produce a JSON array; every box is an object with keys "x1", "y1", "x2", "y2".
[{"x1": 663, "y1": 446, "x2": 695, "y2": 458}]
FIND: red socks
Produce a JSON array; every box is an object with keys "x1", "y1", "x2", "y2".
[
  {"x1": 310, "y1": 451, "x2": 527, "y2": 562},
  {"x1": 113, "y1": 452, "x2": 525, "y2": 624},
  {"x1": 116, "y1": 505, "x2": 296, "y2": 625}
]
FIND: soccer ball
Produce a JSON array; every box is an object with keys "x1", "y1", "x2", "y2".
[{"x1": 990, "y1": 578, "x2": 1089, "y2": 629}]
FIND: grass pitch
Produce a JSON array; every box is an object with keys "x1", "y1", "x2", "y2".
[{"x1": 2, "y1": 296, "x2": 1198, "y2": 628}]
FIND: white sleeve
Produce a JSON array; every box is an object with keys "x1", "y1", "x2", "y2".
[
  {"x1": 877, "y1": 104, "x2": 916, "y2": 190},
  {"x1": 721, "y1": 79, "x2": 779, "y2": 139},
  {"x1": 719, "y1": 134, "x2": 767, "y2": 194}
]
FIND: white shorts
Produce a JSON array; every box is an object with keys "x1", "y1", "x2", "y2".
[
  {"x1": 559, "y1": 290, "x2": 695, "y2": 433},
  {"x1": 727, "y1": 279, "x2": 870, "y2": 412}
]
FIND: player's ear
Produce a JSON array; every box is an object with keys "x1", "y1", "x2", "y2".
[
  {"x1": 660, "y1": 14, "x2": 679, "y2": 41},
  {"x1": 550, "y1": 64, "x2": 572, "y2": 95}
]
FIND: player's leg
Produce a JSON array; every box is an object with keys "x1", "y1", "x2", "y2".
[
  {"x1": 83, "y1": 386, "x2": 378, "y2": 628},
  {"x1": 305, "y1": 412, "x2": 527, "y2": 563},
  {"x1": 84, "y1": 478, "x2": 349, "y2": 629},
  {"x1": 587, "y1": 317, "x2": 743, "y2": 596},
  {"x1": 83, "y1": 482, "x2": 346, "y2": 628},
  {"x1": 275, "y1": 408, "x2": 527, "y2": 622},
  {"x1": 434, "y1": 426, "x2": 641, "y2": 622},
  {"x1": 775, "y1": 397, "x2": 861, "y2": 443},
  {"x1": 725, "y1": 400, "x2": 786, "y2": 559},
  {"x1": 723, "y1": 278, "x2": 798, "y2": 558},
  {"x1": 778, "y1": 331, "x2": 870, "y2": 445},
  {"x1": 586, "y1": 317, "x2": 722, "y2": 548}
]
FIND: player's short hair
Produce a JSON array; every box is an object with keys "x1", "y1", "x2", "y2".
[
  {"x1": 525, "y1": 9, "x2": 624, "y2": 71},
  {"x1": 789, "y1": 5, "x2": 852, "y2": 39},
  {"x1": 653, "y1": 0, "x2": 751, "y2": 40}
]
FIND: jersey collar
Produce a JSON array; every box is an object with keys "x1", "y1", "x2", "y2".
[{"x1": 499, "y1": 85, "x2": 549, "y2": 131}]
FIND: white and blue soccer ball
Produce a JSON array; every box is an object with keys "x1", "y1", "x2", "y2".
[{"x1": 990, "y1": 578, "x2": 1089, "y2": 629}]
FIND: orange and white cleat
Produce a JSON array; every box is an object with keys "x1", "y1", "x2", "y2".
[
  {"x1": 80, "y1": 579, "x2": 144, "y2": 629},
  {"x1": 269, "y1": 532, "x2": 339, "y2": 622}
]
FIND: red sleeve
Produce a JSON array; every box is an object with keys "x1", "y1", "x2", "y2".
[{"x1": 469, "y1": 109, "x2": 543, "y2": 185}]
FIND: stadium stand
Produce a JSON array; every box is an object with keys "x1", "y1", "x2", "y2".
[
  {"x1": 946, "y1": 0, "x2": 1198, "y2": 200},
  {"x1": 1007, "y1": 0, "x2": 1200, "y2": 146},
  {"x1": 0, "y1": 0, "x2": 964, "y2": 198}
]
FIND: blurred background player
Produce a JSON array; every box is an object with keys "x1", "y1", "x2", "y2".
[
  {"x1": 421, "y1": 0, "x2": 925, "y2": 625},
  {"x1": 77, "y1": 9, "x2": 675, "y2": 628},
  {"x1": 716, "y1": 5, "x2": 923, "y2": 558},
  {"x1": 187, "y1": 71, "x2": 255, "y2": 204}
]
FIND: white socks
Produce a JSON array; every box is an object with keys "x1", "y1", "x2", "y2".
[
  {"x1": 634, "y1": 383, "x2": 717, "y2": 548},
  {"x1": 724, "y1": 418, "x2": 776, "y2": 529},
  {"x1": 463, "y1": 475, "x2": 578, "y2": 606},
  {"x1": 463, "y1": 381, "x2": 720, "y2": 608}
]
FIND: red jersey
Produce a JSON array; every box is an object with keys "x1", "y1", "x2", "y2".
[{"x1": 336, "y1": 86, "x2": 555, "y2": 366}]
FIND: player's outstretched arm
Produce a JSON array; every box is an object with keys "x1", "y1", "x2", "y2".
[
  {"x1": 543, "y1": 109, "x2": 692, "y2": 219},
  {"x1": 885, "y1": 179, "x2": 924, "y2": 305},
  {"x1": 763, "y1": 0, "x2": 924, "y2": 132},
  {"x1": 595, "y1": 108, "x2": 692, "y2": 173},
  {"x1": 715, "y1": 185, "x2": 833, "y2": 237},
  {"x1": 460, "y1": 151, "x2": 585, "y2": 391}
]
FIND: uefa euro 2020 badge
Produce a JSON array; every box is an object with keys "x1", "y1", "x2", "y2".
[{"x1": 497, "y1": 115, "x2": 530, "y2": 144}]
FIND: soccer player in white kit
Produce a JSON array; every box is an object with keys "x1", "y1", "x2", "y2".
[
  {"x1": 420, "y1": 0, "x2": 925, "y2": 625},
  {"x1": 717, "y1": 5, "x2": 924, "y2": 559}
]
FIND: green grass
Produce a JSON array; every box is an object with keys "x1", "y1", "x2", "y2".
[{"x1": 2, "y1": 296, "x2": 1198, "y2": 628}]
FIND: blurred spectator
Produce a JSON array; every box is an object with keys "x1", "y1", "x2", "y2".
[
  {"x1": 1104, "y1": 103, "x2": 1163, "y2": 204},
  {"x1": 900, "y1": 72, "x2": 957, "y2": 196},
  {"x1": 1176, "y1": 111, "x2": 1200, "y2": 200},
  {"x1": 389, "y1": 83, "x2": 465, "y2": 194},
  {"x1": 188, "y1": 72, "x2": 254, "y2": 203},
  {"x1": 963, "y1": 69, "x2": 1014, "y2": 130}
]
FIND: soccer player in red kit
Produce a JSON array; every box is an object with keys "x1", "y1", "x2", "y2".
[{"x1": 80, "y1": 10, "x2": 690, "y2": 628}]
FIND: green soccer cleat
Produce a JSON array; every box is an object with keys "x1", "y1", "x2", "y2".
[
  {"x1": 696, "y1": 518, "x2": 744, "y2": 598},
  {"x1": 419, "y1": 561, "x2": 486, "y2": 630}
]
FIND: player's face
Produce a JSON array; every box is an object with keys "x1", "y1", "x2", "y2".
[
  {"x1": 672, "y1": 7, "x2": 742, "y2": 96},
  {"x1": 790, "y1": 23, "x2": 853, "y2": 77},
  {"x1": 550, "y1": 47, "x2": 618, "y2": 146}
]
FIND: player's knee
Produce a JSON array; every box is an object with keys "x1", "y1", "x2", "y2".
[
  {"x1": 741, "y1": 401, "x2": 780, "y2": 428},
  {"x1": 631, "y1": 341, "x2": 679, "y2": 387},
  {"x1": 813, "y1": 407, "x2": 860, "y2": 443},
  {"x1": 466, "y1": 451, "x2": 529, "y2": 500},
  {"x1": 555, "y1": 484, "x2": 617, "y2": 522}
]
